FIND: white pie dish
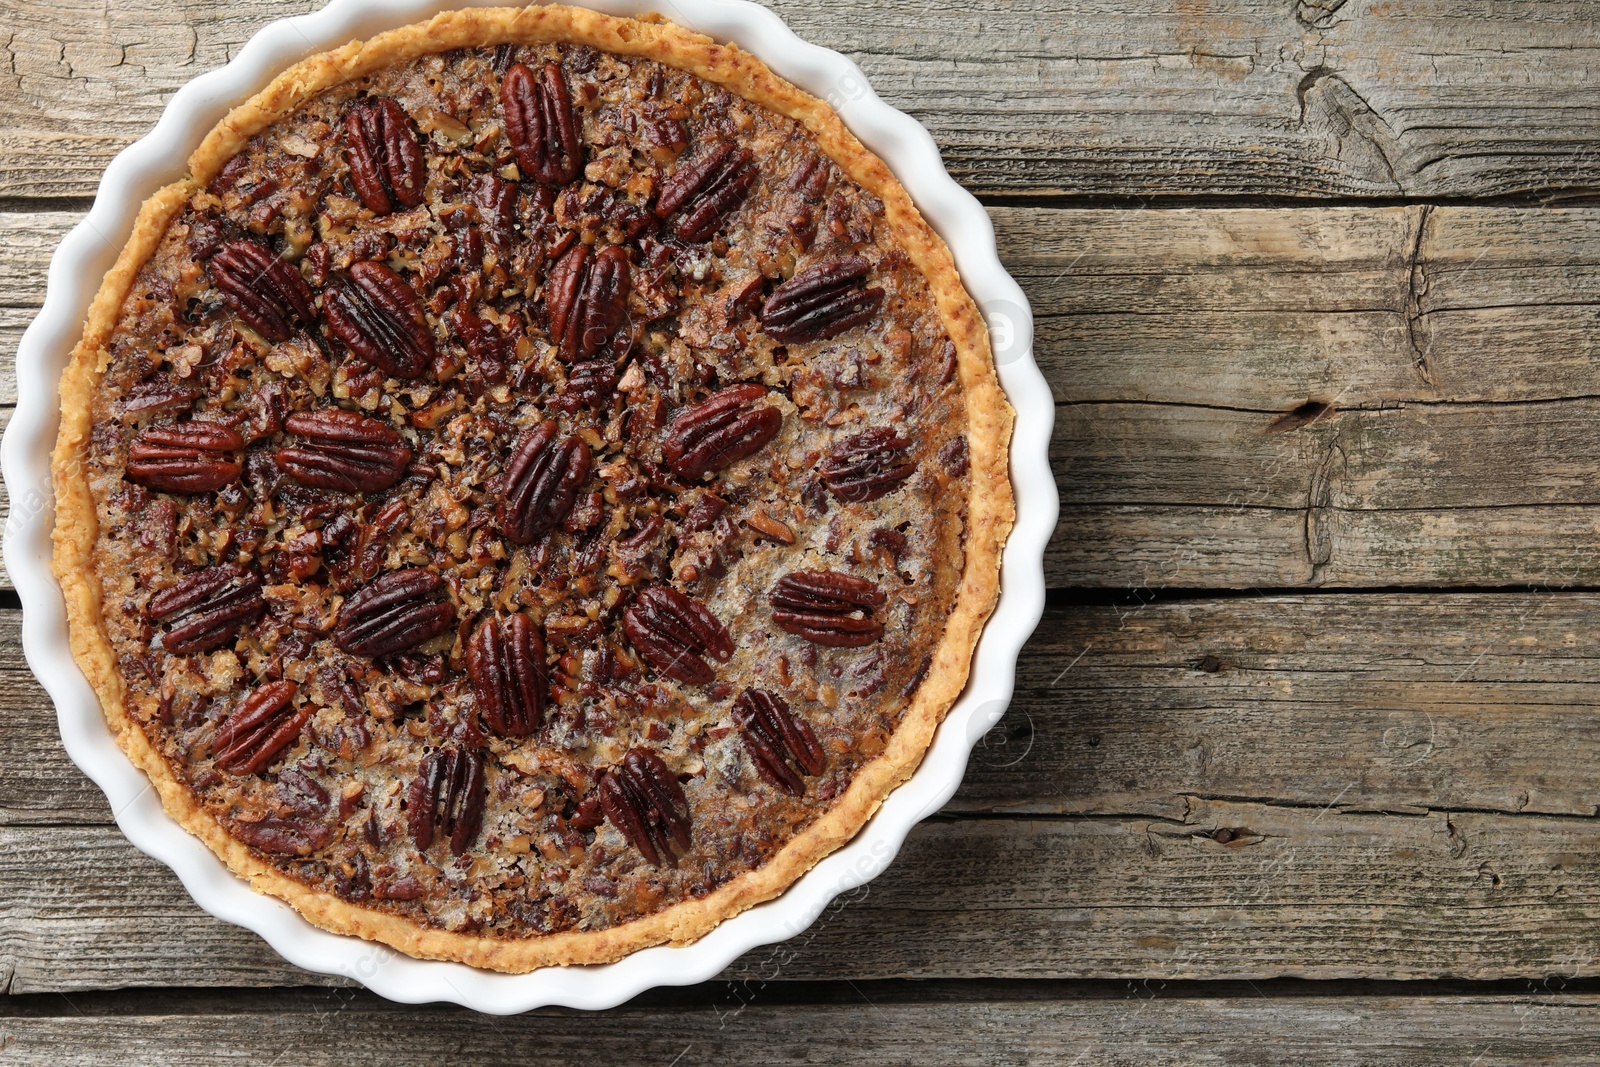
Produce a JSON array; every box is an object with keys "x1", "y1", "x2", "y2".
[{"x1": 2, "y1": 0, "x2": 1054, "y2": 1013}]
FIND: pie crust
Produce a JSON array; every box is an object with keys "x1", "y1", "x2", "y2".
[{"x1": 51, "y1": 4, "x2": 1013, "y2": 971}]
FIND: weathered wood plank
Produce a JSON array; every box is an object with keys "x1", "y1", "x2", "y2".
[
  {"x1": 1013, "y1": 205, "x2": 1600, "y2": 409},
  {"x1": 4, "y1": 0, "x2": 1600, "y2": 199},
  {"x1": 14, "y1": 204, "x2": 1600, "y2": 412},
  {"x1": 21, "y1": 593, "x2": 1600, "y2": 825},
  {"x1": 1050, "y1": 504, "x2": 1600, "y2": 589},
  {"x1": 10, "y1": 798, "x2": 1600, "y2": 990},
  {"x1": 7, "y1": 988, "x2": 1600, "y2": 1065},
  {"x1": 15, "y1": 203, "x2": 1600, "y2": 588}
]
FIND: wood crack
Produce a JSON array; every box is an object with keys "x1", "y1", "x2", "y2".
[{"x1": 1405, "y1": 203, "x2": 1435, "y2": 383}]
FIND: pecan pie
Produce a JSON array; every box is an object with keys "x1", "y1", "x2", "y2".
[{"x1": 51, "y1": 6, "x2": 1012, "y2": 970}]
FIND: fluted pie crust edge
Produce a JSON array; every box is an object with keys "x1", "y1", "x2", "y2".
[{"x1": 51, "y1": 4, "x2": 1014, "y2": 972}]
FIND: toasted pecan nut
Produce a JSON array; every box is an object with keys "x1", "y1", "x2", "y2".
[
  {"x1": 323, "y1": 260, "x2": 437, "y2": 380},
  {"x1": 553, "y1": 359, "x2": 618, "y2": 412},
  {"x1": 116, "y1": 380, "x2": 201, "y2": 420},
  {"x1": 209, "y1": 239, "x2": 316, "y2": 342},
  {"x1": 147, "y1": 564, "x2": 266, "y2": 656},
  {"x1": 661, "y1": 383, "x2": 782, "y2": 481},
  {"x1": 545, "y1": 242, "x2": 631, "y2": 362},
  {"x1": 344, "y1": 96, "x2": 426, "y2": 215},
  {"x1": 654, "y1": 140, "x2": 756, "y2": 241},
  {"x1": 621, "y1": 586, "x2": 733, "y2": 685},
  {"x1": 495, "y1": 419, "x2": 593, "y2": 544},
  {"x1": 233, "y1": 816, "x2": 332, "y2": 856},
  {"x1": 469, "y1": 172, "x2": 519, "y2": 247},
  {"x1": 760, "y1": 255, "x2": 884, "y2": 344},
  {"x1": 408, "y1": 746, "x2": 487, "y2": 856},
  {"x1": 467, "y1": 612, "x2": 547, "y2": 738},
  {"x1": 502, "y1": 61, "x2": 583, "y2": 185},
  {"x1": 125, "y1": 421, "x2": 244, "y2": 495},
  {"x1": 275, "y1": 409, "x2": 412, "y2": 493},
  {"x1": 770, "y1": 570, "x2": 887, "y2": 647},
  {"x1": 734, "y1": 688, "x2": 825, "y2": 795},
  {"x1": 820, "y1": 427, "x2": 916, "y2": 503},
  {"x1": 599, "y1": 747, "x2": 691, "y2": 865},
  {"x1": 333, "y1": 568, "x2": 455, "y2": 658},
  {"x1": 214, "y1": 680, "x2": 310, "y2": 775}
]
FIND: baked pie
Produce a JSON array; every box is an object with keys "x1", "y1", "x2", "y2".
[{"x1": 52, "y1": 5, "x2": 1012, "y2": 969}]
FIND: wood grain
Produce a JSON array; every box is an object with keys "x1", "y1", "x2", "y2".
[
  {"x1": 14, "y1": 203, "x2": 1600, "y2": 589},
  {"x1": 4, "y1": 0, "x2": 1600, "y2": 199},
  {"x1": 19, "y1": 593, "x2": 1600, "y2": 825},
  {"x1": 5, "y1": 987, "x2": 1600, "y2": 1065},
  {"x1": 10, "y1": 797, "x2": 1600, "y2": 991},
  {"x1": 13, "y1": 590, "x2": 1600, "y2": 989}
]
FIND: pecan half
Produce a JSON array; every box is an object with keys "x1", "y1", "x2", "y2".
[
  {"x1": 214, "y1": 680, "x2": 310, "y2": 775},
  {"x1": 344, "y1": 96, "x2": 425, "y2": 215},
  {"x1": 770, "y1": 570, "x2": 886, "y2": 647},
  {"x1": 621, "y1": 586, "x2": 733, "y2": 685},
  {"x1": 820, "y1": 428, "x2": 916, "y2": 503},
  {"x1": 275, "y1": 409, "x2": 412, "y2": 492},
  {"x1": 209, "y1": 239, "x2": 316, "y2": 342},
  {"x1": 408, "y1": 746, "x2": 487, "y2": 856},
  {"x1": 661, "y1": 384, "x2": 782, "y2": 481},
  {"x1": 323, "y1": 260, "x2": 437, "y2": 380},
  {"x1": 734, "y1": 688, "x2": 825, "y2": 795},
  {"x1": 760, "y1": 255, "x2": 884, "y2": 344},
  {"x1": 234, "y1": 816, "x2": 331, "y2": 856},
  {"x1": 125, "y1": 421, "x2": 244, "y2": 494},
  {"x1": 545, "y1": 242, "x2": 631, "y2": 361},
  {"x1": 333, "y1": 568, "x2": 456, "y2": 658},
  {"x1": 147, "y1": 564, "x2": 266, "y2": 655},
  {"x1": 599, "y1": 748, "x2": 690, "y2": 865},
  {"x1": 117, "y1": 380, "x2": 200, "y2": 419},
  {"x1": 502, "y1": 61, "x2": 583, "y2": 185},
  {"x1": 654, "y1": 140, "x2": 756, "y2": 242},
  {"x1": 555, "y1": 359, "x2": 617, "y2": 411},
  {"x1": 467, "y1": 612, "x2": 547, "y2": 738},
  {"x1": 470, "y1": 172, "x2": 519, "y2": 247},
  {"x1": 495, "y1": 419, "x2": 593, "y2": 543}
]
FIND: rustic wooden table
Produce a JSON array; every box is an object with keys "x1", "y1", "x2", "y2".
[{"x1": 7, "y1": 0, "x2": 1600, "y2": 1061}]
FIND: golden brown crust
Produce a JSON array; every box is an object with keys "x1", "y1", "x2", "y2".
[{"x1": 52, "y1": 4, "x2": 1013, "y2": 971}]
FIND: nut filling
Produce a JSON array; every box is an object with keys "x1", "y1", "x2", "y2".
[{"x1": 78, "y1": 40, "x2": 973, "y2": 941}]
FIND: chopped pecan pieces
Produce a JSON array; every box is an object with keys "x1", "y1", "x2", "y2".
[
  {"x1": 502, "y1": 61, "x2": 583, "y2": 185},
  {"x1": 344, "y1": 96, "x2": 426, "y2": 215},
  {"x1": 125, "y1": 421, "x2": 244, "y2": 494},
  {"x1": 333, "y1": 568, "x2": 456, "y2": 658},
  {"x1": 770, "y1": 570, "x2": 886, "y2": 647},
  {"x1": 654, "y1": 140, "x2": 756, "y2": 242},
  {"x1": 213, "y1": 680, "x2": 310, "y2": 775},
  {"x1": 599, "y1": 748, "x2": 690, "y2": 865},
  {"x1": 622, "y1": 586, "x2": 733, "y2": 685},
  {"x1": 820, "y1": 428, "x2": 916, "y2": 502},
  {"x1": 324, "y1": 260, "x2": 437, "y2": 380},
  {"x1": 661, "y1": 383, "x2": 782, "y2": 481},
  {"x1": 147, "y1": 564, "x2": 266, "y2": 655},
  {"x1": 467, "y1": 612, "x2": 547, "y2": 738},
  {"x1": 275, "y1": 409, "x2": 412, "y2": 492},
  {"x1": 408, "y1": 746, "x2": 487, "y2": 856},
  {"x1": 545, "y1": 242, "x2": 631, "y2": 361},
  {"x1": 209, "y1": 239, "x2": 316, "y2": 342},
  {"x1": 760, "y1": 255, "x2": 884, "y2": 344},
  {"x1": 734, "y1": 688, "x2": 824, "y2": 795},
  {"x1": 496, "y1": 419, "x2": 593, "y2": 543}
]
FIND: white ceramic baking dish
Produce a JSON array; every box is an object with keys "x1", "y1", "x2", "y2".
[{"x1": 2, "y1": 0, "x2": 1055, "y2": 1013}]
